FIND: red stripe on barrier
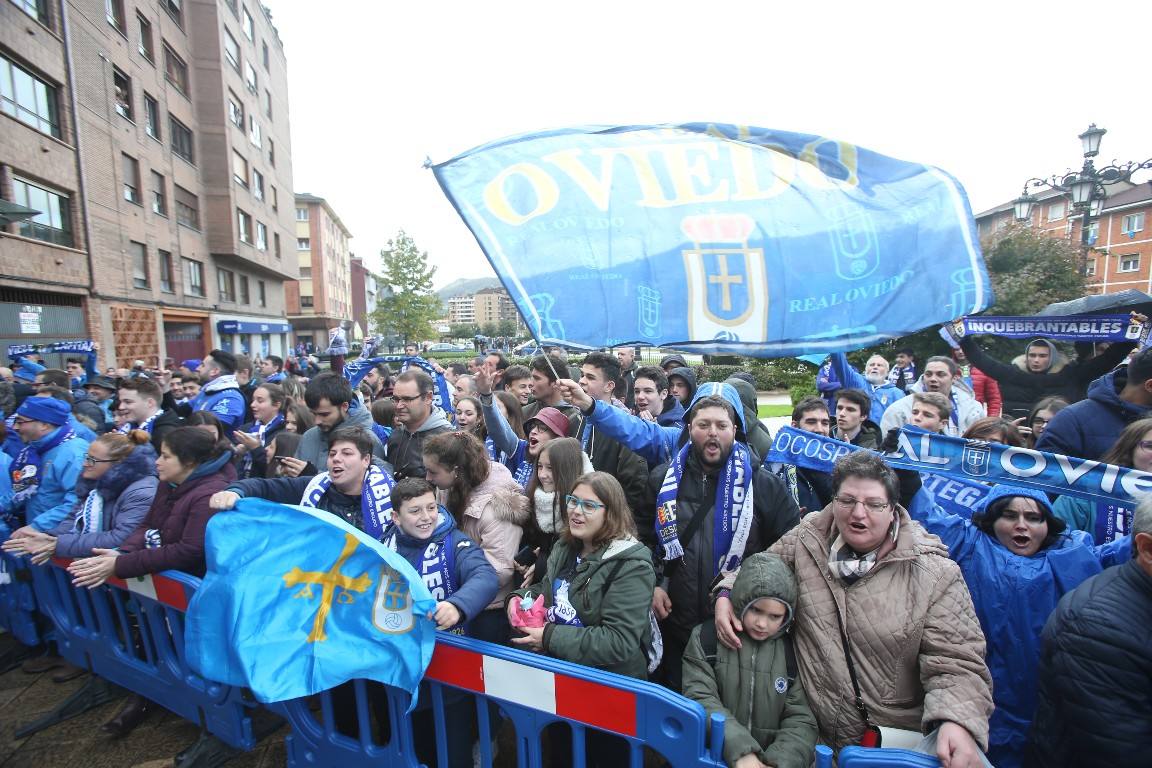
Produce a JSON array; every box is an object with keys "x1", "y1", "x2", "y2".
[
  {"x1": 51, "y1": 557, "x2": 73, "y2": 568},
  {"x1": 425, "y1": 643, "x2": 484, "y2": 693},
  {"x1": 555, "y1": 675, "x2": 637, "y2": 737},
  {"x1": 106, "y1": 575, "x2": 127, "y2": 590},
  {"x1": 152, "y1": 575, "x2": 189, "y2": 611}
]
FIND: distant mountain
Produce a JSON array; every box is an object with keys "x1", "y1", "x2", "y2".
[{"x1": 436, "y1": 276, "x2": 501, "y2": 300}]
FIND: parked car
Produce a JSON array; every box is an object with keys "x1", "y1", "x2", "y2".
[{"x1": 427, "y1": 343, "x2": 472, "y2": 354}]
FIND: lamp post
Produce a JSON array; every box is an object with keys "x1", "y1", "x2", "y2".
[{"x1": 1012, "y1": 124, "x2": 1152, "y2": 276}]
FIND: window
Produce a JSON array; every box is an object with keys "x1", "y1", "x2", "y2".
[
  {"x1": 121, "y1": 153, "x2": 141, "y2": 204},
  {"x1": 184, "y1": 258, "x2": 204, "y2": 296},
  {"x1": 267, "y1": 137, "x2": 275, "y2": 167},
  {"x1": 248, "y1": 116, "x2": 262, "y2": 147},
  {"x1": 106, "y1": 0, "x2": 125, "y2": 33},
  {"x1": 10, "y1": 0, "x2": 50, "y2": 24},
  {"x1": 12, "y1": 176, "x2": 72, "y2": 247},
  {"x1": 162, "y1": 0, "x2": 182, "y2": 28},
  {"x1": 217, "y1": 268, "x2": 235, "y2": 301},
  {"x1": 159, "y1": 249, "x2": 174, "y2": 292},
  {"x1": 136, "y1": 13, "x2": 155, "y2": 60},
  {"x1": 223, "y1": 29, "x2": 240, "y2": 71},
  {"x1": 299, "y1": 266, "x2": 312, "y2": 278},
  {"x1": 256, "y1": 221, "x2": 267, "y2": 251},
  {"x1": 1085, "y1": 220, "x2": 1100, "y2": 245},
  {"x1": 112, "y1": 67, "x2": 132, "y2": 120},
  {"x1": 262, "y1": 41, "x2": 269, "y2": 70},
  {"x1": 297, "y1": 237, "x2": 310, "y2": 250},
  {"x1": 1119, "y1": 254, "x2": 1140, "y2": 273},
  {"x1": 143, "y1": 92, "x2": 160, "y2": 139},
  {"x1": 252, "y1": 169, "x2": 264, "y2": 200},
  {"x1": 242, "y1": 7, "x2": 254, "y2": 40},
  {"x1": 174, "y1": 184, "x2": 199, "y2": 228},
  {"x1": 237, "y1": 208, "x2": 253, "y2": 243},
  {"x1": 151, "y1": 170, "x2": 167, "y2": 215},
  {"x1": 273, "y1": 232, "x2": 280, "y2": 258},
  {"x1": 1085, "y1": 260, "x2": 1097, "y2": 277},
  {"x1": 301, "y1": 295, "x2": 313, "y2": 308},
  {"x1": 258, "y1": 280, "x2": 266, "y2": 307},
  {"x1": 239, "y1": 275, "x2": 250, "y2": 304},
  {"x1": 1046, "y1": 201, "x2": 1064, "y2": 221},
  {"x1": 244, "y1": 61, "x2": 258, "y2": 93},
  {"x1": 232, "y1": 151, "x2": 249, "y2": 186},
  {"x1": 163, "y1": 44, "x2": 188, "y2": 95},
  {"x1": 227, "y1": 90, "x2": 244, "y2": 128},
  {"x1": 1122, "y1": 213, "x2": 1146, "y2": 235},
  {"x1": 170, "y1": 116, "x2": 194, "y2": 163},
  {"x1": 223, "y1": 0, "x2": 237, "y2": 16},
  {"x1": 295, "y1": 206, "x2": 308, "y2": 221},
  {"x1": 270, "y1": 186, "x2": 278, "y2": 210},
  {"x1": 263, "y1": 88, "x2": 272, "y2": 119},
  {"x1": 0, "y1": 55, "x2": 61, "y2": 137},
  {"x1": 130, "y1": 241, "x2": 149, "y2": 288}
]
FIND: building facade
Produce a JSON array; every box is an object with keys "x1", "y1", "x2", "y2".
[
  {"x1": 975, "y1": 181, "x2": 1152, "y2": 296},
  {"x1": 286, "y1": 193, "x2": 351, "y2": 351},
  {"x1": 349, "y1": 254, "x2": 377, "y2": 341},
  {"x1": 0, "y1": 0, "x2": 296, "y2": 368}
]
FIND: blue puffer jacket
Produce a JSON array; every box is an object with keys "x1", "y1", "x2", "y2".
[
  {"x1": 909, "y1": 484, "x2": 1130, "y2": 768},
  {"x1": 1035, "y1": 369, "x2": 1150, "y2": 460}
]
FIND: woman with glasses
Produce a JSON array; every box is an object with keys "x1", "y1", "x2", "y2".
[
  {"x1": 3, "y1": 431, "x2": 157, "y2": 564},
  {"x1": 421, "y1": 430, "x2": 528, "y2": 645},
  {"x1": 508, "y1": 471, "x2": 655, "y2": 766},
  {"x1": 1019, "y1": 396, "x2": 1068, "y2": 448},
  {"x1": 714, "y1": 451, "x2": 995, "y2": 765},
  {"x1": 1052, "y1": 417, "x2": 1152, "y2": 540}
]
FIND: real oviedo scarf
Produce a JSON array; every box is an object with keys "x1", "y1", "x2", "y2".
[
  {"x1": 11, "y1": 424, "x2": 77, "y2": 506},
  {"x1": 655, "y1": 441, "x2": 754, "y2": 575},
  {"x1": 300, "y1": 463, "x2": 395, "y2": 540}
]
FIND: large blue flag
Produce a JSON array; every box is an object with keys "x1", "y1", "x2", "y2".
[
  {"x1": 185, "y1": 498, "x2": 437, "y2": 704},
  {"x1": 432, "y1": 124, "x2": 991, "y2": 356}
]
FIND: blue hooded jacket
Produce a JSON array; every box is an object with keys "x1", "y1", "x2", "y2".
[
  {"x1": 1036, "y1": 368, "x2": 1150, "y2": 460},
  {"x1": 828, "y1": 352, "x2": 903, "y2": 423},
  {"x1": 909, "y1": 483, "x2": 1130, "y2": 768}
]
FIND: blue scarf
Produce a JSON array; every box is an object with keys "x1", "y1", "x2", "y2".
[
  {"x1": 300, "y1": 463, "x2": 395, "y2": 540},
  {"x1": 119, "y1": 410, "x2": 162, "y2": 435},
  {"x1": 382, "y1": 513, "x2": 459, "y2": 632},
  {"x1": 487, "y1": 436, "x2": 531, "y2": 487},
  {"x1": 240, "y1": 414, "x2": 283, "y2": 479},
  {"x1": 342, "y1": 355, "x2": 454, "y2": 415},
  {"x1": 11, "y1": 424, "x2": 77, "y2": 506},
  {"x1": 945, "y1": 314, "x2": 1150, "y2": 345},
  {"x1": 265, "y1": 372, "x2": 285, "y2": 383},
  {"x1": 1093, "y1": 501, "x2": 1132, "y2": 543},
  {"x1": 655, "y1": 442, "x2": 755, "y2": 574},
  {"x1": 74, "y1": 489, "x2": 104, "y2": 534}
]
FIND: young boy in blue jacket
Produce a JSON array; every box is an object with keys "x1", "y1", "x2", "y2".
[{"x1": 383, "y1": 478, "x2": 497, "y2": 767}]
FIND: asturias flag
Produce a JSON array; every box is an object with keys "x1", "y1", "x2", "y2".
[
  {"x1": 185, "y1": 498, "x2": 437, "y2": 703},
  {"x1": 432, "y1": 123, "x2": 992, "y2": 356}
]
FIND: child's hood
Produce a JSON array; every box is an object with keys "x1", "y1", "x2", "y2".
[{"x1": 731, "y1": 552, "x2": 796, "y2": 627}]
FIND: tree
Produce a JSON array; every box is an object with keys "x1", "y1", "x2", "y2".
[
  {"x1": 449, "y1": 323, "x2": 480, "y2": 340},
  {"x1": 370, "y1": 231, "x2": 443, "y2": 345},
  {"x1": 495, "y1": 319, "x2": 517, "y2": 338}
]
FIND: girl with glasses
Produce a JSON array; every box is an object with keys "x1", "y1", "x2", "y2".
[{"x1": 508, "y1": 471, "x2": 655, "y2": 766}]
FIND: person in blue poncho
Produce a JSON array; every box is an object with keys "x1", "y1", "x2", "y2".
[{"x1": 905, "y1": 477, "x2": 1131, "y2": 768}]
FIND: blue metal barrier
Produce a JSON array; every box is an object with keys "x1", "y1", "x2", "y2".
[
  {"x1": 0, "y1": 550, "x2": 43, "y2": 647},
  {"x1": 838, "y1": 746, "x2": 943, "y2": 766}
]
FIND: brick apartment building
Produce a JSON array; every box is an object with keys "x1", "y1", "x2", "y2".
[
  {"x1": 0, "y1": 0, "x2": 296, "y2": 368},
  {"x1": 975, "y1": 180, "x2": 1152, "y2": 296},
  {"x1": 285, "y1": 193, "x2": 351, "y2": 351},
  {"x1": 348, "y1": 254, "x2": 377, "y2": 342}
]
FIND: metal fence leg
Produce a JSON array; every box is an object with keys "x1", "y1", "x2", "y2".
[
  {"x1": 13, "y1": 676, "x2": 123, "y2": 739},
  {"x1": 173, "y1": 733, "x2": 242, "y2": 768}
]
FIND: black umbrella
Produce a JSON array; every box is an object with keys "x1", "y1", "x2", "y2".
[
  {"x1": 1037, "y1": 289, "x2": 1152, "y2": 317},
  {"x1": 0, "y1": 199, "x2": 40, "y2": 226}
]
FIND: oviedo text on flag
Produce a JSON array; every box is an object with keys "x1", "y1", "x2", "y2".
[
  {"x1": 185, "y1": 498, "x2": 437, "y2": 704},
  {"x1": 432, "y1": 123, "x2": 992, "y2": 356}
]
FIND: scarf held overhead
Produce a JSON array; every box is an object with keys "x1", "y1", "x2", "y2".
[
  {"x1": 944, "y1": 314, "x2": 1150, "y2": 345},
  {"x1": 342, "y1": 355, "x2": 454, "y2": 416}
]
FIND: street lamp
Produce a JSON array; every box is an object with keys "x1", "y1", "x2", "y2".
[{"x1": 1012, "y1": 124, "x2": 1152, "y2": 275}]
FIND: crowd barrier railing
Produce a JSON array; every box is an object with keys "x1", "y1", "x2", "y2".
[
  {"x1": 5, "y1": 556, "x2": 946, "y2": 768},
  {"x1": 0, "y1": 550, "x2": 44, "y2": 663}
]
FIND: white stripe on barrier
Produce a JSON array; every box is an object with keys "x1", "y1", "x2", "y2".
[{"x1": 482, "y1": 655, "x2": 557, "y2": 714}]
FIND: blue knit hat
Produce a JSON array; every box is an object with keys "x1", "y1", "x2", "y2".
[
  {"x1": 16, "y1": 396, "x2": 71, "y2": 426},
  {"x1": 13, "y1": 359, "x2": 45, "y2": 382}
]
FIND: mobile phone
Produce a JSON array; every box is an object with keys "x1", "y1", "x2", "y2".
[{"x1": 514, "y1": 545, "x2": 536, "y2": 568}]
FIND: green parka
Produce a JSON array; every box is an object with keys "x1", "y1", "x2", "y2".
[
  {"x1": 682, "y1": 553, "x2": 818, "y2": 768},
  {"x1": 512, "y1": 536, "x2": 655, "y2": 680}
]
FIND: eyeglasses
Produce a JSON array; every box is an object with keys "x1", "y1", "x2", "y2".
[
  {"x1": 390, "y1": 394, "x2": 424, "y2": 404},
  {"x1": 1030, "y1": 417, "x2": 1050, "y2": 427},
  {"x1": 83, "y1": 455, "x2": 118, "y2": 466},
  {"x1": 833, "y1": 496, "x2": 891, "y2": 513},
  {"x1": 12, "y1": 417, "x2": 34, "y2": 426},
  {"x1": 565, "y1": 495, "x2": 606, "y2": 514},
  {"x1": 1137, "y1": 440, "x2": 1152, "y2": 452}
]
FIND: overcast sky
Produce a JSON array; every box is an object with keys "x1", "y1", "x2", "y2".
[{"x1": 265, "y1": 0, "x2": 1151, "y2": 289}]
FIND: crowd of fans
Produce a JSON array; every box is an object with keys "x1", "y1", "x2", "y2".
[{"x1": 1, "y1": 333, "x2": 1149, "y2": 768}]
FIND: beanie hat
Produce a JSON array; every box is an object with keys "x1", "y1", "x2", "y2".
[
  {"x1": 16, "y1": 396, "x2": 71, "y2": 426},
  {"x1": 13, "y1": 359, "x2": 45, "y2": 382},
  {"x1": 181, "y1": 359, "x2": 202, "y2": 372},
  {"x1": 525, "y1": 407, "x2": 570, "y2": 438}
]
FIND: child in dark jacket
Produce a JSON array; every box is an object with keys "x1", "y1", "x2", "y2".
[
  {"x1": 382, "y1": 478, "x2": 498, "y2": 767},
  {"x1": 682, "y1": 552, "x2": 818, "y2": 768}
]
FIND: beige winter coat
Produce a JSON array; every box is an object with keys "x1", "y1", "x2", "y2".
[
  {"x1": 450, "y1": 461, "x2": 529, "y2": 611},
  {"x1": 760, "y1": 505, "x2": 993, "y2": 751}
]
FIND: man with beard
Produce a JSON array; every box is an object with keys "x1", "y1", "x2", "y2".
[
  {"x1": 192, "y1": 350, "x2": 246, "y2": 437},
  {"x1": 385, "y1": 369, "x2": 453, "y2": 480},
  {"x1": 881, "y1": 356, "x2": 984, "y2": 436},
  {"x1": 284, "y1": 373, "x2": 385, "y2": 476},
  {"x1": 258, "y1": 355, "x2": 286, "y2": 384},
  {"x1": 615, "y1": 345, "x2": 639, "y2": 410},
  {"x1": 828, "y1": 352, "x2": 903, "y2": 424}
]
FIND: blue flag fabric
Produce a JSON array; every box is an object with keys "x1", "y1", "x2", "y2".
[
  {"x1": 432, "y1": 123, "x2": 991, "y2": 356},
  {"x1": 185, "y1": 498, "x2": 437, "y2": 704}
]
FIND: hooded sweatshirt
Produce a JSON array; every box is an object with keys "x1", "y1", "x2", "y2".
[
  {"x1": 1035, "y1": 367, "x2": 1151, "y2": 460},
  {"x1": 682, "y1": 552, "x2": 818, "y2": 768},
  {"x1": 667, "y1": 366, "x2": 698, "y2": 408},
  {"x1": 725, "y1": 376, "x2": 773, "y2": 463},
  {"x1": 385, "y1": 406, "x2": 453, "y2": 480},
  {"x1": 295, "y1": 402, "x2": 387, "y2": 473}
]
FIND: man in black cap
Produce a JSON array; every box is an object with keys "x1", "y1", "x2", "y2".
[{"x1": 83, "y1": 375, "x2": 119, "y2": 431}]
